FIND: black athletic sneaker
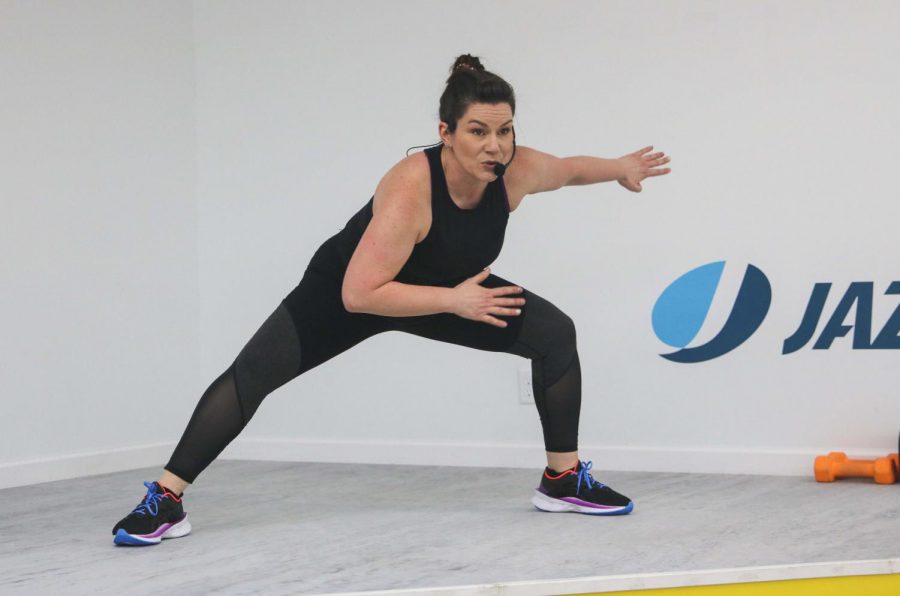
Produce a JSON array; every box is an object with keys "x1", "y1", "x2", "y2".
[
  {"x1": 112, "y1": 481, "x2": 191, "y2": 545},
  {"x1": 531, "y1": 460, "x2": 633, "y2": 515}
]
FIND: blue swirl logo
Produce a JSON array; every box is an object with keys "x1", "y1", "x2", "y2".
[{"x1": 652, "y1": 261, "x2": 772, "y2": 363}]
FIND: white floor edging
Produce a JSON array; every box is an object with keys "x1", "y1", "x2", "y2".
[{"x1": 334, "y1": 558, "x2": 900, "y2": 595}]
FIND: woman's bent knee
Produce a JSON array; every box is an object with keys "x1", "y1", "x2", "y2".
[{"x1": 233, "y1": 304, "x2": 303, "y2": 420}]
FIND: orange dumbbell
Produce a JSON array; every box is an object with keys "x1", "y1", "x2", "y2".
[{"x1": 814, "y1": 452, "x2": 898, "y2": 484}]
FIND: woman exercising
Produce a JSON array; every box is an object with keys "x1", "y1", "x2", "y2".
[{"x1": 112, "y1": 54, "x2": 671, "y2": 545}]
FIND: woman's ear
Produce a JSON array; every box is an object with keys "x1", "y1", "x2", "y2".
[{"x1": 438, "y1": 122, "x2": 452, "y2": 147}]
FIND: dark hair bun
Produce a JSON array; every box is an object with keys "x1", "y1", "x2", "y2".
[{"x1": 451, "y1": 54, "x2": 485, "y2": 74}]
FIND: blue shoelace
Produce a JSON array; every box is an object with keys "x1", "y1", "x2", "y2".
[
  {"x1": 575, "y1": 460, "x2": 607, "y2": 494},
  {"x1": 131, "y1": 481, "x2": 165, "y2": 516}
]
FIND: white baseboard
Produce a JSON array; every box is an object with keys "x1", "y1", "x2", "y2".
[
  {"x1": 220, "y1": 438, "x2": 879, "y2": 477},
  {"x1": 0, "y1": 438, "x2": 885, "y2": 490},
  {"x1": 0, "y1": 443, "x2": 176, "y2": 490}
]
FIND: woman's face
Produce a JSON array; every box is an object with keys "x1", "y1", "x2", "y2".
[{"x1": 440, "y1": 102, "x2": 514, "y2": 182}]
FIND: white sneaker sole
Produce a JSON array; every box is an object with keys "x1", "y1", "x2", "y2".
[{"x1": 531, "y1": 490, "x2": 634, "y2": 515}]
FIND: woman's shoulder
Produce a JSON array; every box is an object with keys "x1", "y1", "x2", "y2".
[
  {"x1": 501, "y1": 145, "x2": 562, "y2": 211},
  {"x1": 371, "y1": 151, "x2": 432, "y2": 234},
  {"x1": 372, "y1": 151, "x2": 432, "y2": 241},
  {"x1": 374, "y1": 151, "x2": 431, "y2": 205},
  {"x1": 393, "y1": 150, "x2": 432, "y2": 184}
]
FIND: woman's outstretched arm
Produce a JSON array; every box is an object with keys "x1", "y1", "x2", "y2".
[{"x1": 510, "y1": 145, "x2": 671, "y2": 196}]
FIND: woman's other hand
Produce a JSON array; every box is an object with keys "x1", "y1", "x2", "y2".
[{"x1": 451, "y1": 268, "x2": 525, "y2": 328}]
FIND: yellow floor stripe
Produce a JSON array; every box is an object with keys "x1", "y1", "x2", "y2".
[{"x1": 575, "y1": 572, "x2": 900, "y2": 596}]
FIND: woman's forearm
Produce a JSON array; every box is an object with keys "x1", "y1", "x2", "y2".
[
  {"x1": 346, "y1": 280, "x2": 455, "y2": 317},
  {"x1": 567, "y1": 156, "x2": 626, "y2": 185}
]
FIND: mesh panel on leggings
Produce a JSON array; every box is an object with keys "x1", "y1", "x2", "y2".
[
  {"x1": 164, "y1": 366, "x2": 245, "y2": 484},
  {"x1": 165, "y1": 304, "x2": 302, "y2": 484},
  {"x1": 507, "y1": 292, "x2": 581, "y2": 453}
]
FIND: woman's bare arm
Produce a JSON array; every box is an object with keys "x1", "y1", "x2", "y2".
[
  {"x1": 342, "y1": 156, "x2": 455, "y2": 317},
  {"x1": 509, "y1": 145, "x2": 671, "y2": 196}
]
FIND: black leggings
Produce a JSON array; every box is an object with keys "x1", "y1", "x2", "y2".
[{"x1": 165, "y1": 271, "x2": 581, "y2": 484}]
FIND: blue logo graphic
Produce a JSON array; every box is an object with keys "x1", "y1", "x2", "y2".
[{"x1": 652, "y1": 261, "x2": 772, "y2": 363}]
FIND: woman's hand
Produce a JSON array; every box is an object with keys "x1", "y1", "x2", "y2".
[
  {"x1": 451, "y1": 268, "x2": 525, "y2": 328},
  {"x1": 617, "y1": 146, "x2": 671, "y2": 193}
]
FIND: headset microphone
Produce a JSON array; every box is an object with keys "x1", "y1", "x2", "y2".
[{"x1": 492, "y1": 128, "x2": 517, "y2": 177}]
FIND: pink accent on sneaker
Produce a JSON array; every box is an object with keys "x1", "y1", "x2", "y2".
[
  {"x1": 136, "y1": 513, "x2": 188, "y2": 539},
  {"x1": 141, "y1": 522, "x2": 174, "y2": 539},
  {"x1": 560, "y1": 496, "x2": 622, "y2": 510}
]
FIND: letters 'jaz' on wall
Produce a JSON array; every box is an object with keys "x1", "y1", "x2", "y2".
[{"x1": 783, "y1": 282, "x2": 900, "y2": 354}]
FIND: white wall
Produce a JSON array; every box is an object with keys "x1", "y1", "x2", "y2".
[
  {"x1": 2, "y1": 1, "x2": 897, "y2": 488},
  {"x1": 0, "y1": 2, "x2": 199, "y2": 484},
  {"x1": 195, "y1": 1, "x2": 899, "y2": 474}
]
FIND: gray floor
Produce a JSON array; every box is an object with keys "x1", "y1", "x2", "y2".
[{"x1": 1, "y1": 460, "x2": 898, "y2": 595}]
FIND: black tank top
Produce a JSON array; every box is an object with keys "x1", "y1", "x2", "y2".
[{"x1": 306, "y1": 144, "x2": 511, "y2": 287}]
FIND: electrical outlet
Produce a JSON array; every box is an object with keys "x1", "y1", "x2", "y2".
[{"x1": 518, "y1": 365, "x2": 534, "y2": 405}]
